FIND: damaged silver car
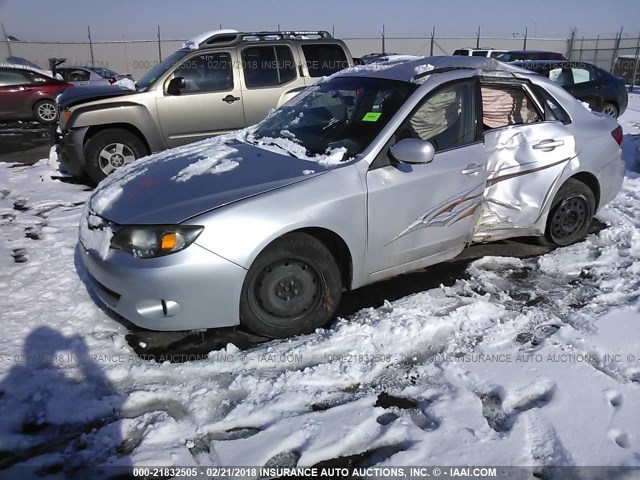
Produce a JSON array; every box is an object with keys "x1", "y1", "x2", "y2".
[{"x1": 79, "y1": 56, "x2": 625, "y2": 338}]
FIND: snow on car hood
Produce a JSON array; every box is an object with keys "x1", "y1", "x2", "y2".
[{"x1": 88, "y1": 138, "x2": 331, "y2": 225}]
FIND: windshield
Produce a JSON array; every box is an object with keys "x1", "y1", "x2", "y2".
[
  {"x1": 251, "y1": 76, "x2": 416, "y2": 160},
  {"x1": 135, "y1": 49, "x2": 191, "y2": 91}
]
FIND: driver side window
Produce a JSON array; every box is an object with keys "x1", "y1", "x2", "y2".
[{"x1": 403, "y1": 80, "x2": 476, "y2": 152}]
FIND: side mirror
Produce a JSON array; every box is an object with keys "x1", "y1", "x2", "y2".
[
  {"x1": 167, "y1": 77, "x2": 185, "y2": 95},
  {"x1": 389, "y1": 138, "x2": 435, "y2": 164}
]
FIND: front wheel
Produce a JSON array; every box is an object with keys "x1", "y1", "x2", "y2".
[
  {"x1": 240, "y1": 232, "x2": 342, "y2": 338},
  {"x1": 542, "y1": 178, "x2": 596, "y2": 246},
  {"x1": 84, "y1": 128, "x2": 148, "y2": 184},
  {"x1": 33, "y1": 100, "x2": 58, "y2": 124}
]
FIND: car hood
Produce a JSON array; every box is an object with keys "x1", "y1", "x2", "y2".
[
  {"x1": 89, "y1": 140, "x2": 331, "y2": 225},
  {"x1": 57, "y1": 83, "x2": 137, "y2": 108}
]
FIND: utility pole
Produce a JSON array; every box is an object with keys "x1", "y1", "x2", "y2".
[
  {"x1": 630, "y1": 33, "x2": 640, "y2": 92},
  {"x1": 523, "y1": 26, "x2": 528, "y2": 50},
  {"x1": 1, "y1": 23, "x2": 12, "y2": 56},
  {"x1": 610, "y1": 26, "x2": 623, "y2": 73},
  {"x1": 87, "y1": 26, "x2": 95, "y2": 67},
  {"x1": 157, "y1": 25, "x2": 162, "y2": 62},
  {"x1": 381, "y1": 25, "x2": 385, "y2": 54},
  {"x1": 567, "y1": 28, "x2": 576, "y2": 61},
  {"x1": 476, "y1": 26, "x2": 480, "y2": 48},
  {"x1": 578, "y1": 37, "x2": 584, "y2": 61},
  {"x1": 430, "y1": 26, "x2": 435, "y2": 56}
]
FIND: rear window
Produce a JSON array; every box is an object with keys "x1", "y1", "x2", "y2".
[
  {"x1": 533, "y1": 85, "x2": 571, "y2": 124},
  {"x1": 302, "y1": 44, "x2": 349, "y2": 77},
  {"x1": 242, "y1": 45, "x2": 296, "y2": 88}
]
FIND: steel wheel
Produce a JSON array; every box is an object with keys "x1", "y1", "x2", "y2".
[
  {"x1": 542, "y1": 178, "x2": 596, "y2": 247},
  {"x1": 98, "y1": 143, "x2": 136, "y2": 175},
  {"x1": 249, "y1": 258, "x2": 322, "y2": 322},
  {"x1": 549, "y1": 195, "x2": 588, "y2": 243},
  {"x1": 240, "y1": 232, "x2": 343, "y2": 338}
]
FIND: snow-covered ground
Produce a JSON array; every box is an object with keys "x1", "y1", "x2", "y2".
[{"x1": 1, "y1": 95, "x2": 640, "y2": 477}]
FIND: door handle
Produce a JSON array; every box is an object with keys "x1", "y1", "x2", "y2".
[
  {"x1": 222, "y1": 95, "x2": 240, "y2": 104},
  {"x1": 532, "y1": 139, "x2": 564, "y2": 150},
  {"x1": 461, "y1": 163, "x2": 483, "y2": 175}
]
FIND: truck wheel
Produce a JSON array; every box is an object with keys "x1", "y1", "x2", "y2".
[
  {"x1": 542, "y1": 178, "x2": 595, "y2": 246},
  {"x1": 33, "y1": 100, "x2": 58, "y2": 124},
  {"x1": 240, "y1": 232, "x2": 342, "y2": 339},
  {"x1": 84, "y1": 129, "x2": 148, "y2": 184}
]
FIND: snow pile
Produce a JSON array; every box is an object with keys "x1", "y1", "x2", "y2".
[
  {"x1": 78, "y1": 206, "x2": 114, "y2": 259},
  {"x1": 412, "y1": 63, "x2": 435, "y2": 83},
  {"x1": 172, "y1": 145, "x2": 240, "y2": 182},
  {"x1": 249, "y1": 136, "x2": 347, "y2": 165},
  {"x1": 0, "y1": 94, "x2": 639, "y2": 473},
  {"x1": 113, "y1": 78, "x2": 136, "y2": 90}
]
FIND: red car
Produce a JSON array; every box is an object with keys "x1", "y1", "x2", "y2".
[{"x1": 0, "y1": 66, "x2": 73, "y2": 124}]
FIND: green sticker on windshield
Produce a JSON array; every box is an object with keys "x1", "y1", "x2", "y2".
[{"x1": 362, "y1": 112, "x2": 382, "y2": 122}]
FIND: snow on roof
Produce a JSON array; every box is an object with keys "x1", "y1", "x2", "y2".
[
  {"x1": 336, "y1": 55, "x2": 530, "y2": 83},
  {"x1": 182, "y1": 29, "x2": 239, "y2": 49},
  {"x1": 0, "y1": 61, "x2": 56, "y2": 79}
]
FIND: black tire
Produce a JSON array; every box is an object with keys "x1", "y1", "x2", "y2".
[
  {"x1": 84, "y1": 128, "x2": 148, "y2": 184},
  {"x1": 240, "y1": 232, "x2": 342, "y2": 338},
  {"x1": 32, "y1": 99, "x2": 58, "y2": 124},
  {"x1": 600, "y1": 102, "x2": 618, "y2": 118},
  {"x1": 541, "y1": 178, "x2": 596, "y2": 246}
]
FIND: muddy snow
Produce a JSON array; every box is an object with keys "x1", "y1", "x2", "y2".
[{"x1": 0, "y1": 94, "x2": 639, "y2": 476}]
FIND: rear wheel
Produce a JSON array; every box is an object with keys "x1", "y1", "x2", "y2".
[
  {"x1": 542, "y1": 178, "x2": 595, "y2": 246},
  {"x1": 600, "y1": 103, "x2": 618, "y2": 118},
  {"x1": 240, "y1": 232, "x2": 342, "y2": 338},
  {"x1": 84, "y1": 128, "x2": 148, "y2": 184},
  {"x1": 33, "y1": 100, "x2": 58, "y2": 124}
]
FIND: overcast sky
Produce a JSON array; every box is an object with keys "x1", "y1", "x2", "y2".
[{"x1": 1, "y1": 0, "x2": 639, "y2": 42}]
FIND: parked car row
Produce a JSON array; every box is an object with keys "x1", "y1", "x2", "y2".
[{"x1": 0, "y1": 58, "x2": 133, "y2": 124}]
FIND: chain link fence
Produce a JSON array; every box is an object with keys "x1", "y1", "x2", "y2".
[
  {"x1": 1, "y1": 29, "x2": 638, "y2": 87},
  {"x1": 568, "y1": 31, "x2": 640, "y2": 87}
]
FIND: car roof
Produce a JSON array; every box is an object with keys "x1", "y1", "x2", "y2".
[
  {"x1": 501, "y1": 50, "x2": 564, "y2": 55},
  {"x1": 335, "y1": 55, "x2": 530, "y2": 83},
  {"x1": 1, "y1": 62, "x2": 55, "y2": 78},
  {"x1": 513, "y1": 60, "x2": 597, "y2": 68},
  {"x1": 183, "y1": 29, "x2": 334, "y2": 50}
]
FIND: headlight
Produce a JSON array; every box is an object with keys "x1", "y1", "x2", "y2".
[{"x1": 110, "y1": 225, "x2": 203, "y2": 258}]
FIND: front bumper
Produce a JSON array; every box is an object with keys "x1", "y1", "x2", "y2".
[
  {"x1": 79, "y1": 242, "x2": 247, "y2": 331},
  {"x1": 57, "y1": 127, "x2": 88, "y2": 176}
]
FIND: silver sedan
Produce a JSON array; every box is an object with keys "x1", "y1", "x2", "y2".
[{"x1": 78, "y1": 56, "x2": 625, "y2": 338}]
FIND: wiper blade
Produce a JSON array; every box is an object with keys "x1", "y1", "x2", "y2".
[{"x1": 247, "y1": 137, "x2": 302, "y2": 159}]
